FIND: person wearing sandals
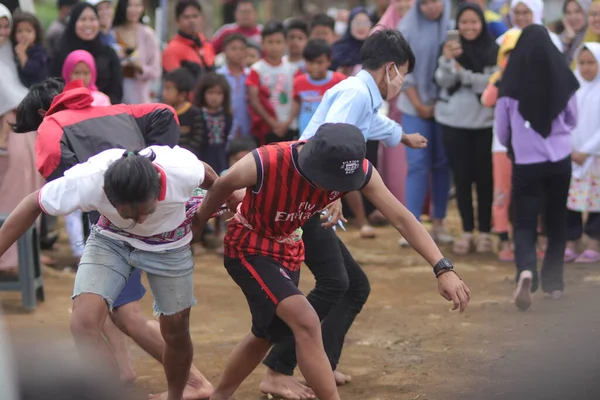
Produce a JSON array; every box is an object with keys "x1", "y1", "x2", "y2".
[
  {"x1": 565, "y1": 43, "x2": 600, "y2": 264},
  {"x1": 434, "y1": 3, "x2": 499, "y2": 255},
  {"x1": 495, "y1": 25, "x2": 579, "y2": 311}
]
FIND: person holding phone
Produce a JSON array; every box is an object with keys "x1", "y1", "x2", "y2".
[
  {"x1": 434, "y1": 3, "x2": 499, "y2": 255},
  {"x1": 397, "y1": 0, "x2": 454, "y2": 246}
]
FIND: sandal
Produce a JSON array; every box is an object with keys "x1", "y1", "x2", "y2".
[
  {"x1": 564, "y1": 248, "x2": 580, "y2": 263},
  {"x1": 476, "y1": 233, "x2": 494, "y2": 253},
  {"x1": 498, "y1": 248, "x2": 514, "y2": 262},
  {"x1": 359, "y1": 225, "x2": 376, "y2": 239},
  {"x1": 574, "y1": 249, "x2": 600, "y2": 264},
  {"x1": 452, "y1": 233, "x2": 474, "y2": 255}
]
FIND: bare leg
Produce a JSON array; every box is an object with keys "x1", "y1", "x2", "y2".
[
  {"x1": 149, "y1": 308, "x2": 194, "y2": 400},
  {"x1": 112, "y1": 303, "x2": 213, "y2": 400},
  {"x1": 102, "y1": 315, "x2": 136, "y2": 382},
  {"x1": 209, "y1": 333, "x2": 271, "y2": 400},
  {"x1": 344, "y1": 192, "x2": 375, "y2": 238},
  {"x1": 70, "y1": 293, "x2": 118, "y2": 376},
  {"x1": 276, "y1": 295, "x2": 340, "y2": 400}
]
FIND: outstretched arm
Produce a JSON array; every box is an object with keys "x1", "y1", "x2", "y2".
[
  {"x1": 361, "y1": 168, "x2": 471, "y2": 312},
  {"x1": 0, "y1": 192, "x2": 43, "y2": 257}
]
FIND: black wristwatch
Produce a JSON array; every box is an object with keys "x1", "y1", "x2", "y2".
[{"x1": 433, "y1": 257, "x2": 454, "y2": 278}]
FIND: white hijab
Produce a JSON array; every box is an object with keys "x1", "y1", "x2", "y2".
[
  {"x1": 496, "y1": 0, "x2": 563, "y2": 51},
  {"x1": 572, "y1": 42, "x2": 600, "y2": 155},
  {"x1": 0, "y1": 4, "x2": 28, "y2": 117}
]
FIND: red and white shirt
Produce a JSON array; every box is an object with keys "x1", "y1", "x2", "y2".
[
  {"x1": 247, "y1": 59, "x2": 299, "y2": 129},
  {"x1": 38, "y1": 146, "x2": 205, "y2": 251}
]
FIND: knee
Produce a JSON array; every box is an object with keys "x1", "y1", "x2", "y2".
[
  {"x1": 349, "y1": 274, "x2": 371, "y2": 306},
  {"x1": 289, "y1": 306, "x2": 321, "y2": 342},
  {"x1": 70, "y1": 309, "x2": 103, "y2": 339},
  {"x1": 161, "y1": 314, "x2": 192, "y2": 348},
  {"x1": 315, "y1": 270, "x2": 349, "y2": 301},
  {"x1": 110, "y1": 308, "x2": 137, "y2": 336}
]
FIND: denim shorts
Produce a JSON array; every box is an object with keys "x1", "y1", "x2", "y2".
[{"x1": 73, "y1": 228, "x2": 196, "y2": 316}]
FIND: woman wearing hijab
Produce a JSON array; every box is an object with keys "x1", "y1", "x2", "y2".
[
  {"x1": 499, "y1": 0, "x2": 564, "y2": 50},
  {"x1": 371, "y1": 0, "x2": 413, "y2": 207},
  {"x1": 565, "y1": 43, "x2": 600, "y2": 263},
  {"x1": 0, "y1": 4, "x2": 43, "y2": 276},
  {"x1": 584, "y1": 0, "x2": 600, "y2": 41},
  {"x1": 435, "y1": 2, "x2": 499, "y2": 255},
  {"x1": 398, "y1": 0, "x2": 453, "y2": 245},
  {"x1": 562, "y1": 0, "x2": 592, "y2": 64},
  {"x1": 51, "y1": 3, "x2": 123, "y2": 104},
  {"x1": 495, "y1": 25, "x2": 579, "y2": 311}
]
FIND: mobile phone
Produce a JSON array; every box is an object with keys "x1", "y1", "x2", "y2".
[{"x1": 446, "y1": 30, "x2": 460, "y2": 43}]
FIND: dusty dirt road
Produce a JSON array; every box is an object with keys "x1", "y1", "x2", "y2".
[{"x1": 3, "y1": 211, "x2": 600, "y2": 400}]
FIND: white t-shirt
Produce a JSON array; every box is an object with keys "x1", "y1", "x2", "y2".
[
  {"x1": 38, "y1": 146, "x2": 205, "y2": 251},
  {"x1": 247, "y1": 58, "x2": 299, "y2": 130}
]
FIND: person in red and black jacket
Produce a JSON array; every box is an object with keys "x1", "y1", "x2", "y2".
[{"x1": 12, "y1": 77, "x2": 215, "y2": 399}]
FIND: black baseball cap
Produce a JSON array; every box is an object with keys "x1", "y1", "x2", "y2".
[{"x1": 298, "y1": 123, "x2": 367, "y2": 192}]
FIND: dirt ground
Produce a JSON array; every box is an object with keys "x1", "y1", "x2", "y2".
[{"x1": 3, "y1": 207, "x2": 600, "y2": 400}]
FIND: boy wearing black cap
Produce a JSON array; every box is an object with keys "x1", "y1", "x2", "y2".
[{"x1": 195, "y1": 123, "x2": 470, "y2": 400}]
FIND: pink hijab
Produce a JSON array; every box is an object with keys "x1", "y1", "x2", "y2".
[{"x1": 61, "y1": 50, "x2": 98, "y2": 90}]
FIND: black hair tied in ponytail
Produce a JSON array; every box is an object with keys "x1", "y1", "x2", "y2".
[{"x1": 104, "y1": 149, "x2": 161, "y2": 207}]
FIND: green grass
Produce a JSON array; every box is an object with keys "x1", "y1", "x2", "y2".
[{"x1": 33, "y1": 1, "x2": 57, "y2": 31}]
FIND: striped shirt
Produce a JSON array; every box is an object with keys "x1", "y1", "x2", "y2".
[{"x1": 225, "y1": 141, "x2": 372, "y2": 270}]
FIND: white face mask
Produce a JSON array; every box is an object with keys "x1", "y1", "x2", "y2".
[
  {"x1": 386, "y1": 64, "x2": 404, "y2": 100},
  {"x1": 334, "y1": 21, "x2": 347, "y2": 36}
]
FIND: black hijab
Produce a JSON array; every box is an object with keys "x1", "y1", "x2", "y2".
[
  {"x1": 498, "y1": 24, "x2": 579, "y2": 138},
  {"x1": 60, "y1": 3, "x2": 104, "y2": 55},
  {"x1": 454, "y1": 3, "x2": 498, "y2": 73}
]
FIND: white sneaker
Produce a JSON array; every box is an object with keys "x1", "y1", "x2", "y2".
[
  {"x1": 398, "y1": 237, "x2": 409, "y2": 247},
  {"x1": 513, "y1": 270, "x2": 533, "y2": 311},
  {"x1": 431, "y1": 229, "x2": 454, "y2": 245}
]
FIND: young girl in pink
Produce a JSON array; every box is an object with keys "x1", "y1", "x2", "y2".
[{"x1": 62, "y1": 50, "x2": 111, "y2": 106}]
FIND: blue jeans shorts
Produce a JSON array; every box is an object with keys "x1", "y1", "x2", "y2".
[{"x1": 73, "y1": 228, "x2": 196, "y2": 315}]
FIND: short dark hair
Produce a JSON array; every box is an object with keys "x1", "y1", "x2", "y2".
[
  {"x1": 113, "y1": 0, "x2": 145, "y2": 27},
  {"x1": 360, "y1": 29, "x2": 415, "y2": 72},
  {"x1": 57, "y1": 0, "x2": 79, "y2": 8},
  {"x1": 164, "y1": 68, "x2": 196, "y2": 94},
  {"x1": 175, "y1": 0, "x2": 201, "y2": 19},
  {"x1": 223, "y1": 33, "x2": 248, "y2": 49},
  {"x1": 12, "y1": 78, "x2": 65, "y2": 133},
  {"x1": 236, "y1": 0, "x2": 255, "y2": 9},
  {"x1": 310, "y1": 13, "x2": 335, "y2": 32},
  {"x1": 261, "y1": 20, "x2": 285, "y2": 39},
  {"x1": 227, "y1": 137, "x2": 257, "y2": 160},
  {"x1": 303, "y1": 39, "x2": 331, "y2": 61},
  {"x1": 247, "y1": 42, "x2": 261, "y2": 53},
  {"x1": 10, "y1": 12, "x2": 44, "y2": 45},
  {"x1": 104, "y1": 150, "x2": 161, "y2": 207},
  {"x1": 285, "y1": 18, "x2": 309, "y2": 38},
  {"x1": 194, "y1": 72, "x2": 232, "y2": 117}
]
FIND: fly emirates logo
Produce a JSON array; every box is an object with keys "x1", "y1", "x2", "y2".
[{"x1": 274, "y1": 202, "x2": 317, "y2": 222}]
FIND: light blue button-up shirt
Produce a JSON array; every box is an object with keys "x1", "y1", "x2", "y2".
[{"x1": 299, "y1": 69, "x2": 403, "y2": 147}]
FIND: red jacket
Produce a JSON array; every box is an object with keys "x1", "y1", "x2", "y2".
[
  {"x1": 37, "y1": 80, "x2": 180, "y2": 181},
  {"x1": 162, "y1": 33, "x2": 216, "y2": 74}
]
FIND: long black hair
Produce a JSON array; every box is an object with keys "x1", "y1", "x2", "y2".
[
  {"x1": 10, "y1": 11, "x2": 44, "y2": 45},
  {"x1": 11, "y1": 78, "x2": 65, "y2": 133},
  {"x1": 112, "y1": 0, "x2": 145, "y2": 27},
  {"x1": 104, "y1": 149, "x2": 161, "y2": 206}
]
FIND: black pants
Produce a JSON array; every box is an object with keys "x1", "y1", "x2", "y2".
[
  {"x1": 441, "y1": 126, "x2": 493, "y2": 232},
  {"x1": 263, "y1": 214, "x2": 371, "y2": 374},
  {"x1": 566, "y1": 210, "x2": 600, "y2": 241},
  {"x1": 344, "y1": 140, "x2": 379, "y2": 218},
  {"x1": 512, "y1": 157, "x2": 571, "y2": 293}
]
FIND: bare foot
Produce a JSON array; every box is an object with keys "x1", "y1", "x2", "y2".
[
  {"x1": 149, "y1": 371, "x2": 214, "y2": 400},
  {"x1": 333, "y1": 370, "x2": 352, "y2": 386},
  {"x1": 259, "y1": 369, "x2": 316, "y2": 399}
]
